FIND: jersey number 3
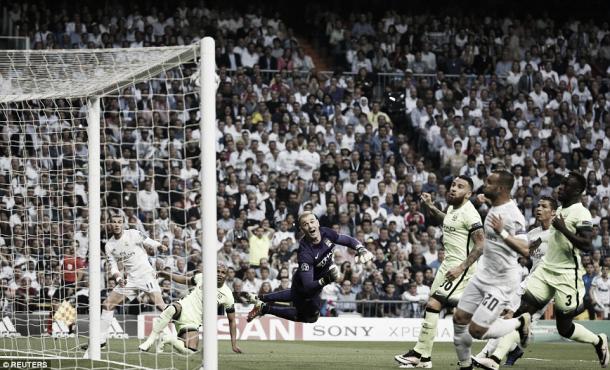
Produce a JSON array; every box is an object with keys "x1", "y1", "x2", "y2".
[{"x1": 482, "y1": 293, "x2": 499, "y2": 311}]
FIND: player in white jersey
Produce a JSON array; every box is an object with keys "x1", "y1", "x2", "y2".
[
  {"x1": 83, "y1": 214, "x2": 166, "y2": 351},
  {"x1": 139, "y1": 263, "x2": 243, "y2": 354},
  {"x1": 474, "y1": 196, "x2": 557, "y2": 369},
  {"x1": 394, "y1": 176, "x2": 485, "y2": 369},
  {"x1": 452, "y1": 171, "x2": 531, "y2": 370},
  {"x1": 591, "y1": 266, "x2": 610, "y2": 320}
]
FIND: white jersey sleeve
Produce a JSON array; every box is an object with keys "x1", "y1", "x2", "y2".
[
  {"x1": 527, "y1": 226, "x2": 550, "y2": 272},
  {"x1": 477, "y1": 200, "x2": 527, "y2": 283}
]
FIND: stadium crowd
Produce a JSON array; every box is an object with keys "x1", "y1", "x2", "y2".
[{"x1": 0, "y1": 1, "x2": 609, "y2": 321}]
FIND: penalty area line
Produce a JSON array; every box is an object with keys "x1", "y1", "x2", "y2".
[{"x1": 524, "y1": 357, "x2": 597, "y2": 363}]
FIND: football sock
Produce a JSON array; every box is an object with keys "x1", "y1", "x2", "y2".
[
  {"x1": 413, "y1": 310, "x2": 439, "y2": 358},
  {"x1": 99, "y1": 309, "x2": 114, "y2": 344},
  {"x1": 152, "y1": 305, "x2": 176, "y2": 335},
  {"x1": 492, "y1": 330, "x2": 520, "y2": 361},
  {"x1": 481, "y1": 318, "x2": 520, "y2": 339},
  {"x1": 569, "y1": 323, "x2": 600, "y2": 345},
  {"x1": 453, "y1": 323, "x2": 472, "y2": 366},
  {"x1": 261, "y1": 289, "x2": 292, "y2": 303},
  {"x1": 266, "y1": 306, "x2": 299, "y2": 321},
  {"x1": 479, "y1": 338, "x2": 499, "y2": 357},
  {"x1": 166, "y1": 335, "x2": 196, "y2": 354}
]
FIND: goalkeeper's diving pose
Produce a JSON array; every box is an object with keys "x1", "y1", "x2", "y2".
[
  {"x1": 139, "y1": 263, "x2": 242, "y2": 354},
  {"x1": 247, "y1": 211, "x2": 374, "y2": 323}
]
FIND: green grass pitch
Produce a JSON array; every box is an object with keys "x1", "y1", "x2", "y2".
[{"x1": 0, "y1": 338, "x2": 603, "y2": 369}]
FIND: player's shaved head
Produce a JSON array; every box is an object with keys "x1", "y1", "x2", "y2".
[
  {"x1": 483, "y1": 170, "x2": 514, "y2": 203},
  {"x1": 558, "y1": 171, "x2": 587, "y2": 203},
  {"x1": 569, "y1": 171, "x2": 587, "y2": 194},
  {"x1": 217, "y1": 262, "x2": 228, "y2": 286},
  {"x1": 495, "y1": 170, "x2": 514, "y2": 192}
]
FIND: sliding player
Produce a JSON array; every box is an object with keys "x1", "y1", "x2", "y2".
[{"x1": 138, "y1": 263, "x2": 242, "y2": 354}]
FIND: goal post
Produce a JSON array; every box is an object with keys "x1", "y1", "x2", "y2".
[
  {"x1": 0, "y1": 37, "x2": 218, "y2": 369},
  {"x1": 86, "y1": 96, "x2": 101, "y2": 361},
  {"x1": 200, "y1": 37, "x2": 218, "y2": 370}
]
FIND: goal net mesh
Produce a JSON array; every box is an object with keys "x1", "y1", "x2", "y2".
[{"x1": 0, "y1": 45, "x2": 205, "y2": 369}]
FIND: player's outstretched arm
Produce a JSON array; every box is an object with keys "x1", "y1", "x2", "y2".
[
  {"x1": 298, "y1": 262, "x2": 339, "y2": 294},
  {"x1": 325, "y1": 228, "x2": 374, "y2": 264},
  {"x1": 552, "y1": 215, "x2": 593, "y2": 252},
  {"x1": 226, "y1": 310, "x2": 242, "y2": 354},
  {"x1": 446, "y1": 227, "x2": 485, "y2": 281},
  {"x1": 334, "y1": 233, "x2": 374, "y2": 264},
  {"x1": 420, "y1": 192, "x2": 446, "y2": 224},
  {"x1": 157, "y1": 270, "x2": 193, "y2": 285}
]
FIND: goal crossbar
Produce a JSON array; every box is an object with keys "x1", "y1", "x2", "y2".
[{"x1": 0, "y1": 45, "x2": 199, "y2": 103}]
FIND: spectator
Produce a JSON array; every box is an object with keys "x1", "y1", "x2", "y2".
[
  {"x1": 336, "y1": 280, "x2": 357, "y2": 314},
  {"x1": 591, "y1": 266, "x2": 610, "y2": 320},
  {"x1": 401, "y1": 282, "x2": 425, "y2": 318},
  {"x1": 380, "y1": 283, "x2": 401, "y2": 317},
  {"x1": 247, "y1": 224, "x2": 274, "y2": 268}
]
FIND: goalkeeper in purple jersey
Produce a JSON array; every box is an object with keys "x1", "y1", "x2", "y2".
[{"x1": 247, "y1": 211, "x2": 374, "y2": 323}]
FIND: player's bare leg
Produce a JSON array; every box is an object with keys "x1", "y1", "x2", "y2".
[
  {"x1": 149, "y1": 291, "x2": 167, "y2": 311},
  {"x1": 82, "y1": 291, "x2": 126, "y2": 354}
]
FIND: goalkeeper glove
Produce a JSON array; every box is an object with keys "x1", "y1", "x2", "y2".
[
  {"x1": 318, "y1": 264, "x2": 340, "y2": 286},
  {"x1": 355, "y1": 245, "x2": 374, "y2": 264}
]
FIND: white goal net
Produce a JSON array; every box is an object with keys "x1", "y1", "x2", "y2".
[{"x1": 0, "y1": 41, "x2": 217, "y2": 369}]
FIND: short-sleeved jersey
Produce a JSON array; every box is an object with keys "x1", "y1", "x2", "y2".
[
  {"x1": 477, "y1": 200, "x2": 528, "y2": 282},
  {"x1": 592, "y1": 276, "x2": 610, "y2": 305},
  {"x1": 294, "y1": 227, "x2": 345, "y2": 294},
  {"x1": 543, "y1": 203, "x2": 592, "y2": 271},
  {"x1": 442, "y1": 200, "x2": 483, "y2": 266},
  {"x1": 527, "y1": 226, "x2": 550, "y2": 272},
  {"x1": 105, "y1": 229, "x2": 155, "y2": 281},
  {"x1": 179, "y1": 273, "x2": 235, "y2": 320}
]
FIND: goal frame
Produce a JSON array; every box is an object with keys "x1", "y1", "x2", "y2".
[{"x1": 0, "y1": 37, "x2": 218, "y2": 369}]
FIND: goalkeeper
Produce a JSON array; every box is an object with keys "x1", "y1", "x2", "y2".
[
  {"x1": 138, "y1": 263, "x2": 242, "y2": 354},
  {"x1": 247, "y1": 211, "x2": 374, "y2": 323}
]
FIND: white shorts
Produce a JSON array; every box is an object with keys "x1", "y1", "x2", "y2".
[
  {"x1": 509, "y1": 279, "x2": 528, "y2": 312},
  {"x1": 113, "y1": 274, "x2": 161, "y2": 301},
  {"x1": 458, "y1": 274, "x2": 516, "y2": 327}
]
